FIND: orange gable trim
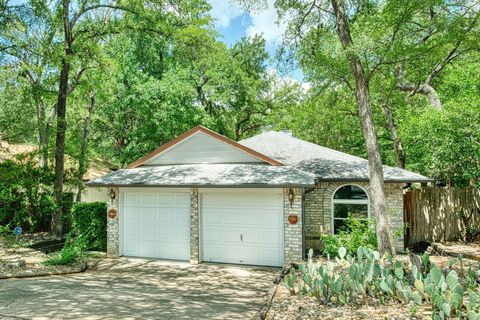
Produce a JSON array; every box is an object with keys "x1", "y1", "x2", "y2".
[{"x1": 127, "y1": 125, "x2": 283, "y2": 168}]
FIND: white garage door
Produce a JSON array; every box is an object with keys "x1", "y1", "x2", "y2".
[
  {"x1": 201, "y1": 189, "x2": 284, "y2": 267},
  {"x1": 122, "y1": 190, "x2": 190, "y2": 260}
]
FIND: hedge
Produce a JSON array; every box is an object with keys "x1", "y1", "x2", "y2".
[{"x1": 71, "y1": 202, "x2": 107, "y2": 251}]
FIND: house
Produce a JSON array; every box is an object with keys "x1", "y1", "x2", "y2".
[{"x1": 87, "y1": 125, "x2": 432, "y2": 267}]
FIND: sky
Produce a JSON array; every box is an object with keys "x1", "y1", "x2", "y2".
[{"x1": 207, "y1": 0, "x2": 305, "y2": 82}]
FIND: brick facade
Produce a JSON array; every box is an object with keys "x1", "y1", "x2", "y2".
[
  {"x1": 105, "y1": 183, "x2": 403, "y2": 265},
  {"x1": 304, "y1": 182, "x2": 404, "y2": 252},
  {"x1": 106, "y1": 187, "x2": 120, "y2": 257},
  {"x1": 283, "y1": 188, "x2": 304, "y2": 265},
  {"x1": 190, "y1": 188, "x2": 200, "y2": 264}
]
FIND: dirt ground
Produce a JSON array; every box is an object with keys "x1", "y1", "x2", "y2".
[{"x1": 0, "y1": 233, "x2": 88, "y2": 278}]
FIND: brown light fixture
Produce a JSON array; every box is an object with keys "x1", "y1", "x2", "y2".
[
  {"x1": 108, "y1": 188, "x2": 116, "y2": 201},
  {"x1": 288, "y1": 188, "x2": 295, "y2": 207}
]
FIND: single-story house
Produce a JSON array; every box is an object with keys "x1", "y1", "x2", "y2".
[{"x1": 87, "y1": 125, "x2": 432, "y2": 267}]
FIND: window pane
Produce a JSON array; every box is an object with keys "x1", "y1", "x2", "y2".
[
  {"x1": 334, "y1": 203, "x2": 368, "y2": 219},
  {"x1": 333, "y1": 185, "x2": 368, "y2": 200}
]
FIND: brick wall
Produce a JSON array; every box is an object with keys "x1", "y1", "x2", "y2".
[
  {"x1": 304, "y1": 182, "x2": 404, "y2": 252},
  {"x1": 283, "y1": 187, "x2": 303, "y2": 265},
  {"x1": 190, "y1": 188, "x2": 199, "y2": 264},
  {"x1": 106, "y1": 187, "x2": 119, "y2": 257}
]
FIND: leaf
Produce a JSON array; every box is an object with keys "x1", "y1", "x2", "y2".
[
  {"x1": 414, "y1": 279, "x2": 425, "y2": 293},
  {"x1": 395, "y1": 268, "x2": 404, "y2": 279},
  {"x1": 380, "y1": 281, "x2": 392, "y2": 294},
  {"x1": 446, "y1": 270, "x2": 459, "y2": 290},
  {"x1": 412, "y1": 292, "x2": 422, "y2": 305},
  {"x1": 451, "y1": 293, "x2": 462, "y2": 309},
  {"x1": 430, "y1": 268, "x2": 442, "y2": 285},
  {"x1": 412, "y1": 265, "x2": 418, "y2": 279},
  {"x1": 338, "y1": 247, "x2": 346, "y2": 259},
  {"x1": 442, "y1": 303, "x2": 451, "y2": 317}
]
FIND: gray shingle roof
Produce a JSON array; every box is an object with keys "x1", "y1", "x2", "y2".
[
  {"x1": 86, "y1": 163, "x2": 316, "y2": 187},
  {"x1": 239, "y1": 131, "x2": 432, "y2": 183}
]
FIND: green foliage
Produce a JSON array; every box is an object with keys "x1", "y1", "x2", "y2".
[
  {"x1": 319, "y1": 216, "x2": 377, "y2": 258},
  {"x1": 286, "y1": 247, "x2": 480, "y2": 319},
  {"x1": 401, "y1": 103, "x2": 480, "y2": 187},
  {"x1": 71, "y1": 202, "x2": 107, "y2": 251},
  {"x1": 44, "y1": 234, "x2": 87, "y2": 266},
  {"x1": 0, "y1": 159, "x2": 56, "y2": 232}
]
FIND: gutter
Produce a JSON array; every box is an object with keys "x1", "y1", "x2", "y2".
[{"x1": 85, "y1": 183, "x2": 316, "y2": 188}]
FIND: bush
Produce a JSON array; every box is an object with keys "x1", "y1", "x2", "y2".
[
  {"x1": 0, "y1": 159, "x2": 56, "y2": 232},
  {"x1": 319, "y1": 216, "x2": 377, "y2": 258},
  {"x1": 71, "y1": 202, "x2": 107, "y2": 251},
  {"x1": 44, "y1": 234, "x2": 87, "y2": 266}
]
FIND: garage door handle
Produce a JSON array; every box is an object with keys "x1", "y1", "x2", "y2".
[{"x1": 240, "y1": 234, "x2": 243, "y2": 242}]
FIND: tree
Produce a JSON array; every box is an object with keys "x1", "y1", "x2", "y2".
[
  {"x1": 330, "y1": 0, "x2": 395, "y2": 255},
  {"x1": 49, "y1": 0, "x2": 213, "y2": 235},
  {"x1": 1, "y1": 5, "x2": 59, "y2": 168}
]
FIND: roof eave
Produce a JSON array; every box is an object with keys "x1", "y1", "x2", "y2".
[
  {"x1": 315, "y1": 177, "x2": 435, "y2": 183},
  {"x1": 85, "y1": 182, "x2": 315, "y2": 188}
]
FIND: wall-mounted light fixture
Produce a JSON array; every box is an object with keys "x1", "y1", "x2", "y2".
[
  {"x1": 108, "y1": 188, "x2": 116, "y2": 202},
  {"x1": 288, "y1": 188, "x2": 295, "y2": 207}
]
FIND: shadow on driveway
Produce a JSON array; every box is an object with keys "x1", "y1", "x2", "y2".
[{"x1": 0, "y1": 258, "x2": 280, "y2": 319}]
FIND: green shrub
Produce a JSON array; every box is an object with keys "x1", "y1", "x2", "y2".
[
  {"x1": 44, "y1": 234, "x2": 87, "y2": 266},
  {"x1": 71, "y1": 202, "x2": 107, "y2": 251},
  {"x1": 319, "y1": 216, "x2": 377, "y2": 257},
  {"x1": 0, "y1": 159, "x2": 56, "y2": 232}
]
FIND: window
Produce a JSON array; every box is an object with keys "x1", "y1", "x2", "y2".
[{"x1": 332, "y1": 185, "x2": 369, "y2": 234}]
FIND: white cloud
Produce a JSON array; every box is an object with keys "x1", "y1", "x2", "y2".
[
  {"x1": 207, "y1": 0, "x2": 243, "y2": 28},
  {"x1": 268, "y1": 68, "x2": 311, "y2": 93},
  {"x1": 245, "y1": 1, "x2": 287, "y2": 45}
]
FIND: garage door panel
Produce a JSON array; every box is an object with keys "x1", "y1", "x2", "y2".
[
  {"x1": 141, "y1": 208, "x2": 156, "y2": 222},
  {"x1": 141, "y1": 225, "x2": 156, "y2": 240},
  {"x1": 157, "y1": 209, "x2": 173, "y2": 222},
  {"x1": 123, "y1": 191, "x2": 190, "y2": 260},
  {"x1": 261, "y1": 212, "x2": 283, "y2": 225},
  {"x1": 124, "y1": 241, "x2": 139, "y2": 254},
  {"x1": 175, "y1": 194, "x2": 190, "y2": 205},
  {"x1": 262, "y1": 230, "x2": 282, "y2": 245},
  {"x1": 125, "y1": 194, "x2": 140, "y2": 205},
  {"x1": 201, "y1": 189, "x2": 284, "y2": 267},
  {"x1": 141, "y1": 193, "x2": 156, "y2": 205},
  {"x1": 174, "y1": 228, "x2": 189, "y2": 241},
  {"x1": 124, "y1": 209, "x2": 140, "y2": 223},
  {"x1": 156, "y1": 227, "x2": 173, "y2": 239},
  {"x1": 174, "y1": 209, "x2": 190, "y2": 224}
]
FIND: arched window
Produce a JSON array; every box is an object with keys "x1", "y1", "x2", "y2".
[{"x1": 332, "y1": 185, "x2": 370, "y2": 234}]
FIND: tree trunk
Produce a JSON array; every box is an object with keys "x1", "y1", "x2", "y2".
[
  {"x1": 331, "y1": 0, "x2": 396, "y2": 255},
  {"x1": 383, "y1": 102, "x2": 405, "y2": 168},
  {"x1": 34, "y1": 88, "x2": 49, "y2": 169},
  {"x1": 52, "y1": 57, "x2": 70, "y2": 235},
  {"x1": 52, "y1": 0, "x2": 72, "y2": 236},
  {"x1": 76, "y1": 93, "x2": 95, "y2": 202}
]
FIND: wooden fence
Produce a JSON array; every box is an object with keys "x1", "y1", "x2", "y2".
[{"x1": 404, "y1": 187, "x2": 480, "y2": 246}]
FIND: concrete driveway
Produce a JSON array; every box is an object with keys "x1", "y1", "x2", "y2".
[{"x1": 0, "y1": 258, "x2": 279, "y2": 320}]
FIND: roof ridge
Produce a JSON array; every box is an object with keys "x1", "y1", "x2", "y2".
[{"x1": 242, "y1": 130, "x2": 367, "y2": 162}]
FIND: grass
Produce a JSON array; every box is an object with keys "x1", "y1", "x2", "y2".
[{"x1": 43, "y1": 234, "x2": 86, "y2": 266}]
